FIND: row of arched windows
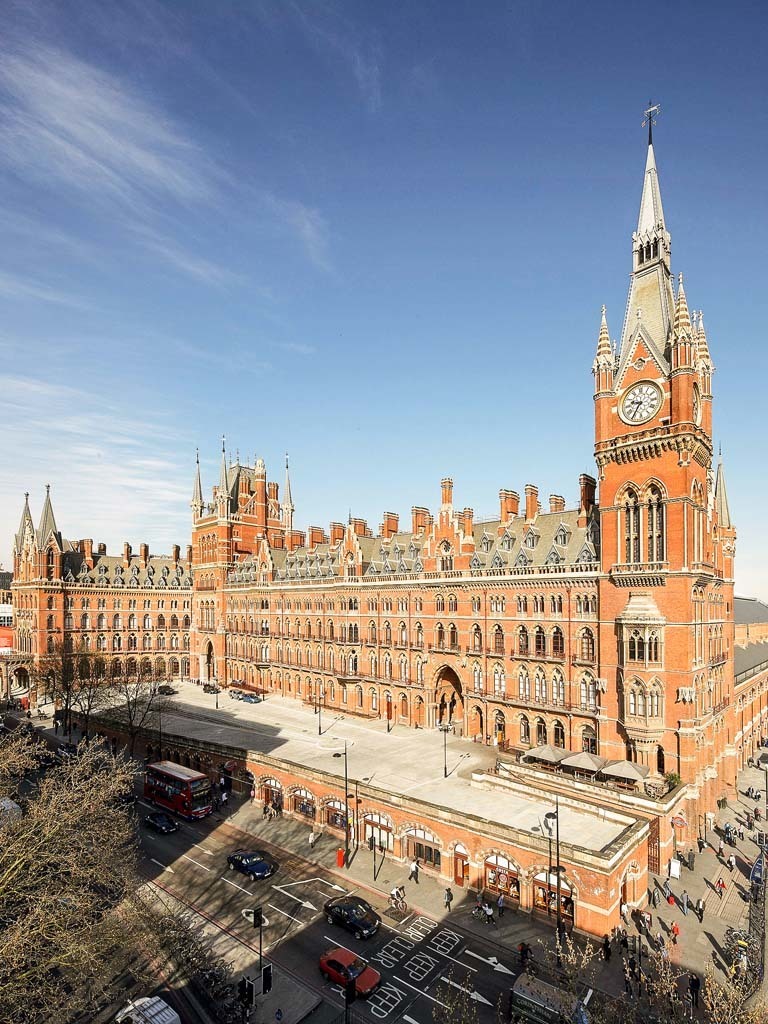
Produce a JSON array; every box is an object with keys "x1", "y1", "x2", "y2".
[{"x1": 622, "y1": 485, "x2": 666, "y2": 564}]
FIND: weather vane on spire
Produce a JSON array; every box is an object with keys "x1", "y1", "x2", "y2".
[{"x1": 642, "y1": 101, "x2": 661, "y2": 146}]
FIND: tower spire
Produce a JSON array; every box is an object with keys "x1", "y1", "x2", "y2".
[
  {"x1": 37, "y1": 484, "x2": 60, "y2": 547},
  {"x1": 282, "y1": 452, "x2": 294, "y2": 531},
  {"x1": 673, "y1": 273, "x2": 692, "y2": 334},
  {"x1": 715, "y1": 450, "x2": 732, "y2": 528},
  {"x1": 191, "y1": 448, "x2": 204, "y2": 519},
  {"x1": 217, "y1": 435, "x2": 230, "y2": 515},
  {"x1": 14, "y1": 492, "x2": 34, "y2": 554}
]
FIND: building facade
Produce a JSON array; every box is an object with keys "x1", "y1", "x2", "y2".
[{"x1": 189, "y1": 132, "x2": 737, "y2": 829}]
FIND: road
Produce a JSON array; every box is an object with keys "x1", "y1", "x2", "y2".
[{"x1": 137, "y1": 803, "x2": 517, "y2": 1024}]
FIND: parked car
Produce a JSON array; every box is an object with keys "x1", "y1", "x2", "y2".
[
  {"x1": 228, "y1": 689, "x2": 244, "y2": 699},
  {"x1": 55, "y1": 742, "x2": 78, "y2": 762},
  {"x1": 157, "y1": 685, "x2": 176, "y2": 696},
  {"x1": 226, "y1": 849, "x2": 278, "y2": 881},
  {"x1": 241, "y1": 694, "x2": 262, "y2": 704},
  {"x1": 323, "y1": 895, "x2": 381, "y2": 939},
  {"x1": 144, "y1": 811, "x2": 179, "y2": 835},
  {"x1": 318, "y1": 948, "x2": 381, "y2": 998},
  {"x1": 116, "y1": 790, "x2": 138, "y2": 808},
  {"x1": 203, "y1": 683, "x2": 220, "y2": 694}
]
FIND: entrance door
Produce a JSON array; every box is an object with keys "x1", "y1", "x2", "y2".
[{"x1": 454, "y1": 853, "x2": 468, "y2": 886}]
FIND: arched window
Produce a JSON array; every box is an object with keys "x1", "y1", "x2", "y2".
[
  {"x1": 629, "y1": 689, "x2": 637, "y2": 715},
  {"x1": 552, "y1": 627, "x2": 564, "y2": 658},
  {"x1": 472, "y1": 625, "x2": 482, "y2": 652},
  {"x1": 399, "y1": 656, "x2": 408, "y2": 682},
  {"x1": 648, "y1": 630, "x2": 660, "y2": 662},
  {"x1": 552, "y1": 670, "x2": 565, "y2": 705},
  {"x1": 80, "y1": 613, "x2": 89, "y2": 630},
  {"x1": 536, "y1": 718, "x2": 547, "y2": 745},
  {"x1": 448, "y1": 623, "x2": 458, "y2": 649},
  {"x1": 369, "y1": 688, "x2": 378, "y2": 711},
  {"x1": 580, "y1": 628, "x2": 595, "y2": 662},
  {"x1": 384, "y1": 653, "x2": 392, "y2": 679},
  {"x1": 534, "y1": 669, "x2": 547, "y2": 703},
  {"x1": 113, "y1": 613, "x2": 122, "y2": 630},
  {"x1": 534, "y1": 627, "x2": 546, "y2": 657},
  {"x1": 518, "y1": 668, "x2": 530, "y2": 700},
  {"x1": 520, "y1": 715, "x2": 530, "y2": 744},
  {"x1": 416, "y1": 658, "x2": 424, "y2": 684},
  {"x1": 493, "y1": 664, "x2": 505, "y2": 695},
  {"x1": 581, "y1": 725, "x2": 597, "y2": 754},
  {"x1": 553, "y1": 720, "x2": 565, "y2": 748},
  {"x1": 473, "y1": 663, "x2": 482, "y2": 691},
  {"x1": 625, "y1": 488, "x2": 641, "y2": 563},
  {"x1": 356, "y1": 685, "x2": 363, "y2": 708},
  {"x1": 436, "y1": 623, "x2": 445, "y2": 649},
  {"x1": 399, "y1": 622, "x2": 407, "y2": 645},
  {"x1": 493, "y1": 625, "x2": 504, "y2": 655},
  {"x1": 647, "y1": 485, "x2": 665, "y2": 562},
  {"x1": 439, "y1": 543, "x2": 453, "y2": 572},
  {"x1": 580, "y1": 674, "x2": 597, "y2": 710},
  {"x1": 128, "y1": 634, "x2": 137, "y2": 651},
  {"x1": 518, "y1": 626, "x2": 529, "y2": 656},
  {"x1": 415, "y1": 623, "x2": 423, "y2": 647},
  {"x1": 384, "y1": 622, "x2": 392, "y2": 645},
  {"x1": 628, "y1": 629, "x2": 644, "y2": 662}
]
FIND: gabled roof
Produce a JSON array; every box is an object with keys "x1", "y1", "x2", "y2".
[
  {"x1": 735, "y1": 597, "x2": 768, "y2": 626},
  {"x1": 37, "y1": 486, "x2": 61, "y2": 548}
]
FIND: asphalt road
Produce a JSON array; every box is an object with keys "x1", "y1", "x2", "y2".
[{"x1": 136, "y1": 804, "x2": 518, "y2": 1024}]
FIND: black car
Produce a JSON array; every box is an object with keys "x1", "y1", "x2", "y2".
[
  {"x1": 143, "y1": 811, "x2": 179, "y2": 834},
  {"x1": 227, "y1": 849, "x2": 278, "y2": 881},
  {"x1": 324, "y1": 895, "x2": 381, "y2": 939},
  {"x1": 157, "y1": 684, "x2": 176, "y2": 696}
]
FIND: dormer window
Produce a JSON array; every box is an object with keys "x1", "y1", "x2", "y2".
[{"x1": 554, "y1": 527, "x2": 569, "y2": 547}]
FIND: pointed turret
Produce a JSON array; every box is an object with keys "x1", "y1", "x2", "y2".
[
  {"x1": 282, "y1": 453, "x2": 294, "y2": 531},
  {"x1": 216, "y1": 437, "x2": 231, "y2": 516},
  {"x1": 616, "y1": 132, "x2": 675, "y2": 381},
  {"x1": 37, "y1": 484, "x2": 60, "y2": 547},
  {"x1": 592, "y1": 305, "x2": 614, "y2": 395},
  {"x1": 191, "y1": 449, "x2": 204, "y2": 519},
  {"x1": 673, "y1": 274, "x2": 692, "y2": 334},
  {"x1": 715, "y1": 452, "x2": 731, "y2": 528},
  {"x1": 696, "y1": 310, "x2": 713, "y2": 368},
  {"x1": 14, "y1": 492, "x2": 35, "y2": 554}
]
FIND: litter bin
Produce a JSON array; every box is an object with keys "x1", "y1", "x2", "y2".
[
  {"x1": 688, "y1": 850, "x2": 695, "y2": 871},
  {"x1": 336, "y1": 847, "x2": 345, "y2": 868}
]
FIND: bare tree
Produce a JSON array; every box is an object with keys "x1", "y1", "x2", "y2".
[
  {"x1": 107, "y1": 667, "x2": 171, "y2": 755},
  {"x1": 433, "y1": 968, "x2": 480, "y2": 1024},
  {"x1": 71, "y1": 648, "x2": 110, "y2": 741},
  {"x1": 33, "y1": 638, "x2": 78, "y2": 739}
]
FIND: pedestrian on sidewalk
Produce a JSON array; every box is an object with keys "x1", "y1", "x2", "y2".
[
  {"x1": 475, "y1": 891, "x2": 483, "y2": 909},
  {"x1": 696, "y1": 896, "x2": 705, "y2": 922},
  {"x1": 497, "y1": 892, "x2": 505, "y2": 918},
  {"x1": 689, "y1": 972, "x2": 700, "y2": 1009},
  {"x1": 683, "y1": 991, "x2": 693, "y2": 1021},
  {"x1": 671, "y1": 920, "x2": 680, "y2": 945},
  {"x1": 681, "y1": 889, "x2": 689, "y2": 916},
  {"x1": 309, "y1": 829, "x2": 317, "y2": 850},
  {"x1": 221, "y1": 789, "x2": 228, "y2": 813},
  {"x1": 443, "y1": 887, "x2": 453, "y2": 911},
  {"x1": 620, "y1": 899, "x2": 628, "y2": 923},
  {"x1": 628, "y1": 954, "x2": 638, "y2": 980},
  {"x1": 655, "y1": 931, "x2": 664, "y2": 951},
  {"x1": 662, "y1": 879, "x2": 671, "y2": 900},
  {"x1": 652, "y1": 887, "x2": 661, "y2": 908},
  {"x1": 727, "y1": 853, "x2": 737, "y2": 872},
  {"x1": 602, "y1": 935, "x2": 611, "y2": 961},
  {"x1": 250, "y1": 787, "x2": 256, "y2": 804},
  {"x1": 408, "y1": 858, "x2": 420, "y2": 883},
  {"x1": 622, "y1": 959, "x2": 633, "y2": 997},
  {"x1": 620, "y1": 930, "x2": 629, "y2": 955},
  {"x1": 718, "y1": 838, "x2": 725, "y2": 859},
  {"x1": 262, "y1": 802, "x2": 270, "y2": 820},
  {"x1": 716, "y1": 877, "x2": 726, "y2": 899},
  {"x1": 483, "y1": 902, "x2": 496, "y2": 927},
  {"x1": 739, "y1": 824, "x2": 745, "y2": 841}
]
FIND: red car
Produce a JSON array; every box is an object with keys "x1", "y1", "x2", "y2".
[{"x1": 319, "y1": 947, "x2": 381, "y2": 998}]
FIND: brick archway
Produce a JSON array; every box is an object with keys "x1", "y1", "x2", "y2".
[{"x1": 434, "y1": 666, "x2": 463, "y2": 726}]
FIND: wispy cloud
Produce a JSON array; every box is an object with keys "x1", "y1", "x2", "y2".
[
  {"x1": 274, "y1": 341, "x2": 316, "y2": 356},
  {"x1": 0, "y1": 270, "x2": 92, "y2": 309},
  {"x1": 134, "y1": 227, "x2": 245, "y2": 288},
  {"x1": 0, "y1": 44, "x2": 218, "y2": 213},
  {"x1": 263, "y1": 193, "x2": 332, "y2": 272}
]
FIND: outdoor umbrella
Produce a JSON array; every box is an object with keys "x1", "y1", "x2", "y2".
[
  {"x1": 599, "y1": 759, "x2": 650, "y2": 781},
  {"x1": 523, "y1": 744, "x2": 570, "y2": 765},
  {"x1": 560, "y1": 751, "x2": 607, "y2": 772}
]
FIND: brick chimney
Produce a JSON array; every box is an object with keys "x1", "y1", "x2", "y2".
[
  {"x1": 440, "y1": 477, "x2": 453, "y2": 507},
  {"x1": 81, "y1": 538, "x2": 94, "y2": 569},
  {"x1": 411, "y1": 507, "x2": 429, "y2": 535},
  {"x1": 186, "y1": 544, "x2": 193, "y2": 564},
  {"x1": 549, "y1": 495, "x2": 566, "y2": 514},
  {"x1": 97, "y1": 542, "x2": 107, "y2": 556},
  {"x1": 578, "y1": 474, "x2": 597, "y2": 526},
  {"x1": 123, "y1": 541, "x2": 132, "y2": 567},
  {"x1": 172, "y1": 544, "x2": 180, "y2": 564},
  {"x1": 140, "y1": 542, "x2": 149, "y2": 567},
  {"x1": 286, "y1": 529, "x2": 305, "y2": 552},
  {"x1": 524, "y1": 485, "x2": 539, "y2": 522},
  {"x1": 380, "y1": 512, "x2": 399, "y2": 539},
  {"x1": 308, "y1": 526, "x2": 326, "y2": 548},
  {"x1": 330, "y1": 522, "x2": 345, "y2": 545},
  {"x1": 499, "y1": 489, "x2": 520, "y2": 520},
  {"x1": 463, "y1": 507, "x2": 474, "y2": 537},
  {"x1": 350, "y1": 518, "x2": 368, "y2": 538}
]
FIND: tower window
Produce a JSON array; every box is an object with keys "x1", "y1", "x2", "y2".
[
  {"x1": 647, "y1": 486, "x2": 665, "y2": 562},
  {"x1": 624, "y1": 489, "x2": 641, "y2": 563}
]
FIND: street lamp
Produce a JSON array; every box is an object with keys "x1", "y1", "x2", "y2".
[
  {"x1": 344, "y1": 740, "x2": 349, "y2": 868},
  {"x1": 544, "y1": 795, "x2": 563, "y2": 967},
  {"x1": 439, "y1": 723, "x2": 451, "y2": 777},
  {"x1": 317, "y1": 686, "x2": 323, "y2": 736}
]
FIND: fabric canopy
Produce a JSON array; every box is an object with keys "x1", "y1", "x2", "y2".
[
  {"x1": 599, "y1": 759, "x2": 650, "y2": 781},
  {"x1": 523, "y1": 744, "x2": 570, "y2": 765},
  {"x1": 560, "y1": 751, "x2": 607, "y2": 772}
]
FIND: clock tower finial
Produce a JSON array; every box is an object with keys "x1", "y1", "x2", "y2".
[{"x1": 642, "y1": 101, "x2": 661, "y2": 147}]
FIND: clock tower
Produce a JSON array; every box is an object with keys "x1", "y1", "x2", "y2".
[{"x1": 592, "y1": 120, "x2": 735, "y2": 820}]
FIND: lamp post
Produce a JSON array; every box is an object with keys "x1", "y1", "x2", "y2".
[
  {"x1": 440, "y1": 722, "x2": 451, "y2": 777},
  {"x1": 544, "y1": 796, "x2": 563, "y2": 968},
  {"x1": 343, "y1": 740, "x2": 350, "y2": 868},
  {"x1": 317, "y1": 686, "x2": 323, "y2": 736}
]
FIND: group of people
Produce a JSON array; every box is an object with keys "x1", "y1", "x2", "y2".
[{"x1": 262, "y1": 798, "x2": 283, "y2": 819}]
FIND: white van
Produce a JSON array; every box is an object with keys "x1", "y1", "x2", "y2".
[
  {"x1": 115, "y1": 996, "x2": 181, "y2": 1024},
  {"x1": 0, "y1": 796, "x2": 22, "y2": 821}
]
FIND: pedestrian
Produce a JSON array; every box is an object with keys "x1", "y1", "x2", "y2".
[
  {"x1": 620, "y1": 899, "x2": 628, "y2": 922},
  {"x1": 620, "y1": 930, "x2": 629, "y2": 954},
  {"x1": 475, "y1": 890, "x2": 483, "y2": 909},
  {"x1": 718, "y1": 838, "x2": 725, "y2": 858},
  {"x1": 655, "y1": 931, "x2": 664, "y2": 951},
  {"x1": 716, "y1": 877, "x2": 726, "y2": 899},
  {"x1": 671, "y1": 920, "x2": 680, "y2": 945},
  {"x1": 689, "y1": 972, "x2": 700, "y2": 1009},
  {"x1": 602, "y1": 935, "x2": 611, "y2": 961},
  {"x1": 497, "y1": 892, "x2": 504, "y2": 918},
  {"x1": 220, "y1": 775, "x2": 226, "y2": 791},
  {"x1": 221, "y1": 789, "x2": 228, "y2": 812},
  {"x1": 408, "y1": 858, "x2": 420, "y2": 883},
  {"x1": 309, "y1": 829, "x2": 317, "y2": 850},
  {"x1": 622, "y1": 959, "x2": 633, "y2": 997},
  {"x1": 662, "y1": 879, "x2": 671, "y2": 899},
  {"x1": 727, "y1": 853, "x2": 737, "y2": 872},
  {"x1": 250, "y1": 787, "x2": 256, "y2": 804},
  {"x1": 696, "y1": 896, "x2": 705, "y2": 922},
  {"x1": 628, "y1": 954, "x2": 637, "y2": 980},
  {"x1": 444, "y1": 887, "x2": 453, "y2": 911},
  {"x1": 681, "y1": 889, "x2": 689, "y2": 916},
  {"x1": 262, "y1": 802, "x2": 269, "y2": 819},
  {"x1": 683, "y1": 991, "x2": 693, "y2": 1021},
  {"x1": 483, "y1": 902, "x2": 496, "y2": 927},
  {"x1": 739, "y1": 824, "x2": 745, "y2": 841},
  {"x1": 213, "y1": 792, "x2": 220, "y2": 811}
]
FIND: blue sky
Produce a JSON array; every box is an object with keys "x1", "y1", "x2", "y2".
[{"x1": 1, "y1": 0, "x2": 767, "y2": 598}]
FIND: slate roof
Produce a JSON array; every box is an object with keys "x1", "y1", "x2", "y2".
[
  {"x1": 59, "y1": 551, "x2": 192, "y2": 589},
  {"x1": 0, "y1": 571, "x2": 12, "y2": 591},
  {"x1": 735, "y1": 597, "x2": 768, "y2": 626},
  {"x1": 735, "y1": 641, "x2": 768, "y2": 683}
]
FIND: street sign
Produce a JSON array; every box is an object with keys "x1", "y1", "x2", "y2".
[
  {"x1": 671, "y1": 814, "x2": 687, "y2": 828},
  {"x1": 750, "y1": 855, "x2": 764, "y2": 886}
]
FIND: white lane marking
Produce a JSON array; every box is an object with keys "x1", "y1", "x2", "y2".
[
  {"x1": 190, "y1": 842, "x2": 215, "y2": 856},
  {"x1": 392, "y1": 977, "x2": 448, "y2": 1008},
  {"x1": 323, "y1": 935, "x2": 357, "y2": 955},
  {"x1": 439, "y1": 976, "x2": 491, "y2": 1006},
  {"x1": 398, "y1": 913, "x2": 414, "y2": 927},
  {"x1": 433, "y1": 951, "x2": 477, "y2": 971},
  {"x1": 463, "y1": 950, "x2": 512, "y2": 973},
  {"x1": 150, "y1": 858, "x2": 174, "y2": 873},
  {"x1": 267, "y1": 902, "x2": 303, "y2": 924},
  {"x1": 220, "y1": 876, "x2": 252, "y2": 895},
  {"x1": 402, "y1": 1015, "x2": 423, "y2": 1024},
  {"x1": 271, "y1": 884, "x2": 317, "y2": 910},
  {"x1": 181, "y1": 854, "x2": 211, "y2": 872},
  {"x1": 281, "y1": 877, "x2": 346, "y2": 892}
]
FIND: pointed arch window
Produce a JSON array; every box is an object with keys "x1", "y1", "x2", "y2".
[
  {"x1": 552, "y1": 627, "x2": 565, "y2": 658},
  {"x1": 520, "y1": 715, "x2": 530, "y2": 745},
  {"x1": 553, "y1": 720, "x2": 565, "y2": 748},
  {"x1": 518, "y1": 668, "x2": 530, "y2": 700},
  {"x1": 647, "y1": 485, "x2": 665, "y2": 562},
  {"x1": 473, "y1": 663, "x2": 482, "y2": 691},
  {"x1": 471, "y1": 625, "x2": 482, "y2": 652},
  {"x1": 518, "y1": 626, "x2": 529, "y2": 656},
  {"x1": 493, "y1": 664, "x2": 505, "y2": 696},
  {"x1": 624, "y1": 489, "x2": 641, "y2": 563}
]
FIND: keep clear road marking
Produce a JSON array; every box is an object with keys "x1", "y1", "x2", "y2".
[
  {"x1": 220, "y1": 876, "x2": 252, "y2": 895},
  {"x1": 463, "y1": 950, "x2": 513, "y2": 974},
  {"x1": 268, "y1": 902, "x2": 303, "y2": 924},
  {"x1": 181, "y1": 853, "x2": 211, "y2": 872},
  {"x1": 392, "y1": 977, "x2": 448, "y2": 1009},
  {"x1": 439, "y1": 976, "x2": 491, "y2": 1006},
  {"x1": 150, "y1": 859, "x2": 174, "y2": 873}
]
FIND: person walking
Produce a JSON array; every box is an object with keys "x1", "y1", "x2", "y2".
[
  {"x1": 602, "y1": 935, "x2": 611, "y2": 961},
  {"x1": 739, "y1": 823, "x2": 745, "y2": 841},
  {"x1": 221, "y1": 789, "x2": 228, "y2": 813},
  {"x1": 444, "y1": 887, "x2": 453, "y2": 911},
  {"x1": 308, "y1": 829, "x2": 317, "y2": 850},
  {"x1": 483, "y1": 902, "x2": 496, "y2": 927},
  {"x1": 628, "y1": 954, "x2": 637, "y2": 980},
  {"x1": 620, "y1": 899, "x2": 628, "y2": 922},
  {"x1": 718, "y1": 837, "x2": 725, "y2": 859},
  {"x1": 250, "y1": 787, "x2": 256, "y2": 804},
  {"x1": 696, "y1": 896, "x2": 705, "y2": 922},
  {"x1": 727, "y1": 853, "x2": 737, "y2": 872},
  {"x1": 620, "y1": 930, "x2": 629, "y2": 955},
  {"x1": 681, "y1": 889, "x2": 689, "y2": 916},
  {"x1": 262, "y1": 802, "x2": 270, "y2": 820},
  {"x1": 689, "y1": 972, "x2": 701, "y2": 1009},
  {"x1": 662, "y1": 879, "x2": 671, "y2": 899},
  {"x1": 671, "y1": 920, "x2": 680, "y2": 945},
  {"x1": 497, "y1": 892, "x2": 505, "y2": 918},
  {"x1": 716, "y1": 877, "x2": 726, "y2": 899},
  {"x1": 408, "y1": 858, "x2": 420, "y2": 883}
]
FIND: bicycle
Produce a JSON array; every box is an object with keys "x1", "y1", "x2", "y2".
[
  {"x1": 388, "y1": 893, "x2": 408, "y2": 913},
  {"x1": 471, "y1": 906, "x2": 485, "y2": 922}
]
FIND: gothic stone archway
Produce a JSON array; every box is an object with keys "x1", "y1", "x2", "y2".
[{"x1": 434, "y1": 666, "x2": 464, "y2": 727}]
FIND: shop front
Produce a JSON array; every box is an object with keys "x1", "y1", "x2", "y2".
[
  {"x1": 325, "y1": 798, "x2": 354, "y2": 842},
  {"x1": 261, "y1": 776, "x2": 283, "y2": 810},
  {"x1": 404, "y1": 826, "x2": 442, "y2": 871},
  {"x1": 484, "y1": 853, "x2": 520, "y2": 904},
  {"x1": 291, "y1": 787, "x2": 316, "y2": 820},
  {"x1": 363, "y1": 812, "x2": 394, "y2": 852},
  {"x1": 532, "y1": 870, "x2": 574, "y2": 923}
]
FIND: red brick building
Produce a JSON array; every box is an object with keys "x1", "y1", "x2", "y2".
[{"x1": 189, "y1": 133, "x2": 738, "y2": 834}]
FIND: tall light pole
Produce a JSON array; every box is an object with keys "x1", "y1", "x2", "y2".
[
  {"x1": 344, "y1": 740, "x2": 350, "y2": 868},
  {"x1": 544, "y1": 797, "x2": 563, "y2": 968},
  {"x1": 317, "y1": 686, "x2": 323, "y2": 736}
]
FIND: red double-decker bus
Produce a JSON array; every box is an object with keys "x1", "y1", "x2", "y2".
[{"x1": 144, "y1": 761, "x2": 213, "y2": 820}]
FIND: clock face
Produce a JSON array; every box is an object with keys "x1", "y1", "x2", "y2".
[{"x1": 621, "y1": 382, "x2": 662, "y2": 424}]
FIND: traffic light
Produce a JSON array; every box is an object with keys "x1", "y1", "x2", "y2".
[
  {"x1": 262, "y1": 963, "x2": 273, "y2": 995},
  {"x1": 252, "y1": 906, "x2": 263, "y2": 929},
  {"x1": 345, "y1": 979, "x2": 357, "y2": 1006},
  {"x1": 238, "y1": 977, "x2": 255, "y2": 1006}
]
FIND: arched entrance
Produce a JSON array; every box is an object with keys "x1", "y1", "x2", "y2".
[
  {"x1": 435, "y1": 667, "x2": 463, "y2": 726},
  {"x1": 494, "y1": 710, "x2": 506, "y2": 747},
  {"x1": 470, "y1": 705, "x2": 484, "y2": 740},
  {"x1": 205, "y1": 642, "x2": 215, "y2": 681}
]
